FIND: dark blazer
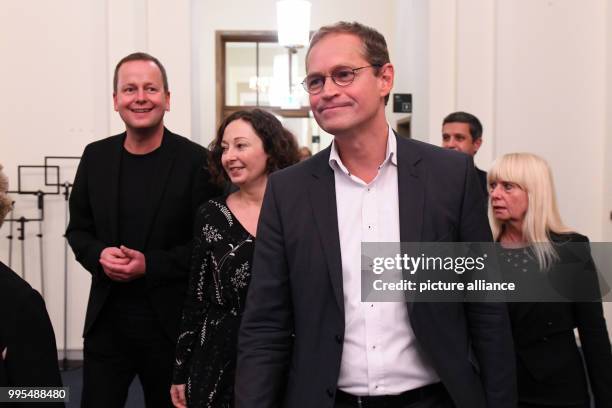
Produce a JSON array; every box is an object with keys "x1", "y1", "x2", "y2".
[
  {"x1": 66, "y1": 128, "x2": 220, "y2": 340},
  {"x1": 509, "y1": 232, "x2": 612, "y2": 407},
  {"x1": 236, "y1": 135, "x2": 516, "y2": 408},
  {"x1": 476, "y1": 167, "x2": 488, "y2": 197},
  {"x1": 0, "y1": 262, "x2": 63, "y2": 406}
]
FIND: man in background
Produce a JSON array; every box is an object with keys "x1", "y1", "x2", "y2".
[
  {"x1": 67, "y1": 52, "x2": 219, "y2": 407},
  {"x1": 442, "y1": 111, "x2": 488, "y2": 195}
]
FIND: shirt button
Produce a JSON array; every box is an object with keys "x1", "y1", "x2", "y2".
[
  {"x1": 326, "y1": 388, "x2": 334, "y2": 397},
  {"x1": 335, "y1": 334, "x2": 343, "y2": 344},
  {"x1": 547, "y1": 321, "x2": 553, "y2": 326}
]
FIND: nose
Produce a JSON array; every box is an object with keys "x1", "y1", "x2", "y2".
[
  {"x1": 320, "y1": 76, "x2": 340, "y2": 98},
  {"x1": 222, "y1": 147, "x2": 236, "y2": 162},
  {"x1": 489, "y1": 184, "x2": 502, "y2": 199},
  {"x1": 136, "y1": 88, "x2": 146, "y2": 102}
]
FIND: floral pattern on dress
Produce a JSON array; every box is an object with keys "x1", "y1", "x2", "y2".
[
  {"x1": 173, "y1": 196, "x2": 254, "y2": 408},
  {"x1": 201, "y1": 224, "x2": 222, "y2": 243}
]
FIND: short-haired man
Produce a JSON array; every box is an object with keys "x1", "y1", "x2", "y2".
[
  {"x1": 442, "y1": 111, "x2": 487, "y2": 195},
  {"x1": 236, "y1": 22, "x2": 516, "y2": 408},
  {"x1": 67, "y1": 52, "x2": 220, "y2": 407}
]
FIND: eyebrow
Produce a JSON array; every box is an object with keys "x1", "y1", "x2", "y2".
[
  {"x1": 222, "y1": 136, "x2": 250, "y2": 144},
  {"x1": 306, "y1": 64, "x2": 352, "y2": 76},
  {"x1": 120, "y1": 81, "x2": 157, "y2": 88}
]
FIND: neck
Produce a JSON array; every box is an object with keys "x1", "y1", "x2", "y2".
[
  {"x1": 235, "y1": 176, "x2": 267, "y2": 207},
  {"x1": 500, "y1": 221, "x2": 525, "y2": 244},
  {"x1": 124, "y1": 124, "x2": 165, "y2": 154},
  {"x1": 334, "y1": 117, "x2": 389, "y2": 183}
]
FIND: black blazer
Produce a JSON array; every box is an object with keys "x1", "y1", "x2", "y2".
[
  {"x1": 509, "y1": 232, "x2": 612, "y2": 407},
  {"x1": 0, "y1": 262, "x2": 63, "y2": 406},
  {"x1": 476, "y1": 167, "x2": 488, "y2": 197},
  {"x1": 236, "y1": 135, "x2": 516, "y2": 408},
  {"x1": 66, "y1": 128, "x2": 220, "y2": 340}
]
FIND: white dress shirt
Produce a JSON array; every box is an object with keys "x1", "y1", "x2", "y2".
[{"x1": 331, "y1": 126, "x2": 439, "y2": 396}]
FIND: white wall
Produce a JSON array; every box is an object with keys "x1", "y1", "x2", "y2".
[
  {"x1": 495, "y1": 0, "x2": 606, "y2": 240},
  {"x1": 408, "y1": 0, "x2": 609, "y2": 242},
  {"x1": 605, "y1": 0, "x2": 612, "y2": 243},
  {"x1": 192, "y1": 0, "x2": 396, "y2": 146},
  {"x1": 0, "y1": 0, "x2": 397, "y2": 353},
  {"x1": 1, "y1": 0, "x2": 611, "y2": 353},
  {"x1": 1, "y1": 0, "x2": 104, "y2": 356},
  {"x1": 0, "y1": 0, "x2": 192, "y2": 354},
  {"x1": 405, "y1": 0, "x2": 612, "y2": 335},
  {"x1": 604, "y1": 0, "x2": 612, "y2": 335}
]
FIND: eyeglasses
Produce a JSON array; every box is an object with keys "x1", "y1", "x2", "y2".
[{"x1": 301, "y1": 65, "x2": 382, "y2": 95}]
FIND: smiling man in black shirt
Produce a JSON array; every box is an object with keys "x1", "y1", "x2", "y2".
[{"x1": 67, "y1": 52, "x2": 220, "y2": 408}]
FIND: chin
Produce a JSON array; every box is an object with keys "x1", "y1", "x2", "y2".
[
  {"x1": 319, "y1": 121, "x2": 352, "y2": 136},
  {"x1": 125, "y1": 116, "x2": 164, "y2": 129},
  {"x1": 229, "y1": 177, "x2": 245, "y2": 186}
]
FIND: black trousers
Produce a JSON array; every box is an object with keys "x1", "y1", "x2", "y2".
[{"x1": 81, "y1": 305, "x2": 174, "y2": 408}]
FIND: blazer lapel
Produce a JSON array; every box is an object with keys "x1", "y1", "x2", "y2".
[
  {"x1": 396, "y1": 135, "x2": 425, "y2": 313},
  {"x1": 141, "y1": 128, "x2": 178, "y2": 249},
  {"x1": 397, "y1": 135, "x2": 425, "y2": 243},
  {"x1": 107, "y1": 133, "x2": 125, "y2": 244},
  {"x1": 308, "y1": 148, "x2": 344, "y2": 313}
]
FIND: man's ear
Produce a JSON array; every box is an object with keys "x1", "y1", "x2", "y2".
[
  {"x1": 379, "y1": 63, "x2": 394, "y2": 100},
  {"x1": 473, "y1": 137, "x2": 483, "y2": 153}
]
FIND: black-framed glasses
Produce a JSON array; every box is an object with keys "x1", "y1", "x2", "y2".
[{"x1": 301, "y1": 64, "x2": 382, "y2": 94}]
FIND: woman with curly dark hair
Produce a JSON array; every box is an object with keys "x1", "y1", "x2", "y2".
[{"x1": 171, "y1": 109, "x2": 299, "y2": 408}]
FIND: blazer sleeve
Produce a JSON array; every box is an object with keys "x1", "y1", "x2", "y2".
[
  {"x1": 571, "y1": 236, "x2": 612, "y2": 407},
  {"x1": 460, "y1": 155, "x2": 518, "y2": 408},
  {"x1": 5, "y1": 289, "x2": 63, "y2": 388},
  {"x1": 144, "y1": 154, "x2": 222, "y2": 286},
  {"x1": 66, "y1": 145, "x2": 106, "y2": 277},
  {"x1": 235, "y1": 176, "x2": 294, "y2": 408}
]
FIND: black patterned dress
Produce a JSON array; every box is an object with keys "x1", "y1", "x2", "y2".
[{"x1": 173, "y1": 196, "x2": 254, "y2": 408}]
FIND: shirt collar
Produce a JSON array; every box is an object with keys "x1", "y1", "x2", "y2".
[{"x1": 328, "y1": 125, "x2": 397, "y2": 175}]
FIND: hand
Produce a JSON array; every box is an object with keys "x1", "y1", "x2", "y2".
[
  {"x1": 99, "y1": 247, "x2": 129, "y2": 281},
  {"x1": 99, "y1": 245, "x2": 146, "y2": 282},
  {"x1": 170, "y1": 384, "x2": 187, "y2": 408}
]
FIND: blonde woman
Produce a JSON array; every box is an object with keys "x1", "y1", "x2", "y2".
[{"x1": 489, "y1": 153, "x2": 612, "y2": 408}]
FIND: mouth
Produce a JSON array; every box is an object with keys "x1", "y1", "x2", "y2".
[
  {"x1": 318, "y1": 103, "x2": 351, "y2": 113},
  {"x1": 131, "y1": 108, "x2": 153, "y2": 113},
  {"x1": 227, "y1": 166, "x2": 244, "y2": 175}
]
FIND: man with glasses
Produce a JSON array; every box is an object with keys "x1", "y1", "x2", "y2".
[{"x1": 236, "y1": 21, "x2": 515, "y2": 408}]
